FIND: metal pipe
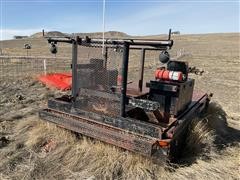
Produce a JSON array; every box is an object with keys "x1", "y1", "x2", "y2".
[
  {"x1": 168, "y1": 28, "x2": 172, "y2": 40},
  {"x1": 104, "y1": 47, "x2": 108, "y2": 68},
  {"x1": 48, "y1": 39, "x2": 72, "y2": 44},
  {"x1": 47, "y1": 36, "x2": 172, "y2": 43},
  {"x1": 138, "y1": 48, "x2": 145, "y2": 92},
  {"x1": 120, "y1": 42, "x2": 130, "y2": 117},
  {"x1": 130, "y1": 47, "x2": 167, "y2": 51},
  {"x1": 47, "y1": 37, "x2": 173, "y2": 49},
  {"x1": 72, "y1": 37, "x2": 78, "y2": 101},
  {"x1": 89, "y1": 39, "x2": 173, "y2": 47}
]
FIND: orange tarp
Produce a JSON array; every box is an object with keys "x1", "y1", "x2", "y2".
[{"x1": 38, "y1": 73, "x2": 72, "y2": 91}]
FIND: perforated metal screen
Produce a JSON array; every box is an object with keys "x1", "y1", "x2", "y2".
[
  {"x1": 73, "y1": 41, "x2": 164, "y2": 117},
  {"x1": 76, "y1": 44, "x2": 123, "y2": 117}
]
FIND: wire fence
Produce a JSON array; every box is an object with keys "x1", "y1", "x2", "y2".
[
  {"x1": 0, "y1": 55, "x2": 161, "y2": 81},
  {"x1": 0, "y1": 56, "x2": 72, "y2": 81},
  {"x1": 0, "y1": 49, "x2": 187, "y2": 82}
]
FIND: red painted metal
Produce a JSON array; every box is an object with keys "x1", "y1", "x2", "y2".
[{"x1": 155, "y1": 69, "x2": 183, "y2": 81}]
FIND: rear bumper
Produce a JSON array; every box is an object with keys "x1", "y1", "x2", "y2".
[{"x1": 39, "y1": 91, "x2": 210, "y2": 158}]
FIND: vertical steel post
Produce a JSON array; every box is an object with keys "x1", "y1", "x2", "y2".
[
  {"x1": 104, "y1": 47, "x2": 108, "y2": 68},
  {"x1": 138, "y1": 48, "x2": 145, "y2": 92},
  {"x1": 168, "y1": 28, "x2": 172, "y2": 40},
  {"x1": 120, "y1": 42, "x2": 129, "y2": 117},
  {"x1": 72, "y1": 38, "x2": 78, "y2": 101}
]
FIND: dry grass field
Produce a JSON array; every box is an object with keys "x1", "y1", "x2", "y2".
[{"x1": 0, "y1": 33, "x2": 239, "y2": 179}]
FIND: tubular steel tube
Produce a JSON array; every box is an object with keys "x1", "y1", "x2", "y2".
[
  {"x1": 138, "y1": 48, "x2": 146, "y2": 92},
  {"x1": 104, "y1": 47, "x2": 108, "y2": 69},
  {"x1": 89, "y1": 39, "x2": 173, "y2": 47},
  {"x1": 72, "y1": 38, "x2": 78, "y2": 101},
  {"x1": 48, "y1": 39, "x2": 73, "y2": 44},
  {"x1": 120, "y1": 42, "x2": 130, "y2": 117},
  {"x1": 168, "y1": 29, "x2": 172, "y2": 40},
  {"x1": 47, "y1": 38, "x2": 173, "y2": 49},
  {"x1": 130, "y1": 47, "x2": 167, "y2": 51}
]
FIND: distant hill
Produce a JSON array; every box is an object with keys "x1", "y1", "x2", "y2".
[
  {"x1": 72, "y1": 31, "x2": 130, "y2": 38},
  {"x1": 30, "y1": 31, "x2": 130, "y2": 39},
  {"x1": 30, "y1": 31, "x2": 67, "y2": 38}
]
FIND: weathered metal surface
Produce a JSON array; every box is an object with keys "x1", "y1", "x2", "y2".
[
  {"x1": 71, "y1": 39, "x2": 78, "y2": 100},
  {"x1": 146, "y1": 81, "x2": 178, "y2": 93},
  {"x1": 47, "y1": 98, "x2": 163, "y2": 138},
  {"x1": 138, "y1": 48, "x2": 146, "y2": 92},
  {"x1": 79, "y1": 88, "x2": 120, "y2": 101},
  {"x1": 39, "y1": 91, "x2": 208, "y2": 158},
  {"x1": 129, "y1": 98, "x2": 160, "y2": 111},
  {"x1": 39, "y1": 108, "x2": 159, "y2": 156},
  {"x1": 148, "y1": 79, "x2": 194, "y2": 123},
  {"x1": 120, "y1": 42, "x2": 130, "y2": 117},
  {"x1": 47, "y1": 37, "x2": 174, "y2": 48}
]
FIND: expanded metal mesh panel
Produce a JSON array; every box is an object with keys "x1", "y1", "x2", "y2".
[
  {"x1": 76, "y1": 44, "x2": 123, "y2": 117},
  {"x1": 74, "y1": 43, "x2": 164, "y2": 117}
]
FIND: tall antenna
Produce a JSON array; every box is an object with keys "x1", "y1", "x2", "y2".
[{"x1": 102, "y1": 0, "x2": 106, "y2": 55}]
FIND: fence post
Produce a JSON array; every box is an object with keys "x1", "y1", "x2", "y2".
[{"x1": 43, "y1": 59, "x2": 47, "y2": 75}]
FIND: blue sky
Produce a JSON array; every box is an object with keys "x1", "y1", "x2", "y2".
[{"x1": 0, "y1": 0, "x2": 239, "y2": 40}]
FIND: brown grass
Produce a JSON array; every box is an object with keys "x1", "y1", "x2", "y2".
[
  {"x1": 0, "y1": 103, "x2": 239, "y2": 180},
  {"x1": 0, "y1": 33, "x2": 239, "y2": 179}
]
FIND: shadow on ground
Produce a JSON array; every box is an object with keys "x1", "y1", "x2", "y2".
[{"x1": 176, "y1": 102, "x2": 240, "y2": 165}]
